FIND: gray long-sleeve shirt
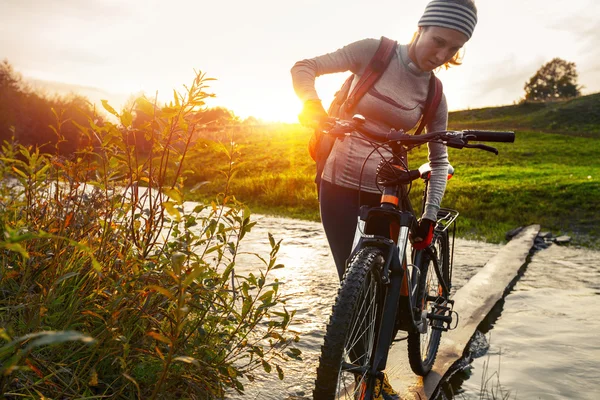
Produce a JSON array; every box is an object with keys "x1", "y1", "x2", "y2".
[{"x1": 291, "y1": 38, "x2": 450, "y2": 221}]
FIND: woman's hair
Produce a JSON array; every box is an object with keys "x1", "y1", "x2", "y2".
[{"x1": 411, "y1": 0, "x2": 477, "y2": 70}]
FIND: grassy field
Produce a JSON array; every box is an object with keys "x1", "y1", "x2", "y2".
[{"x1": 187, "y1": 94, "x2": 600, "y2": 246}]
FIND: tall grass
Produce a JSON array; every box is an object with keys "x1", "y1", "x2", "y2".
[{"x1": 0, "y1": 72, "x2": 300, "y2": 398}]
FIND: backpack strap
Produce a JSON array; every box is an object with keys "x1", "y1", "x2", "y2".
[
  {"x1": 414, "y1": 73, "x2": 443, "y2": 135},
  {"x1": 344, "y1": 36, "x2": 398, "y2": 112}
]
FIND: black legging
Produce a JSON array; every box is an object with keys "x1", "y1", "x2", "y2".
[{"x1": 319, "y1": 180, "x2": 381, "y2": 280}]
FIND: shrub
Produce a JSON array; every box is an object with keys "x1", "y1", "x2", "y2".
[{"x1": 0, "y1": 71, "x2": 300, "y2": 399}]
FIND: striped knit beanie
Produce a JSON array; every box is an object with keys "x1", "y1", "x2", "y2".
[{"x1": 418, "y1": 0, "x2": 478, "y2": 39}]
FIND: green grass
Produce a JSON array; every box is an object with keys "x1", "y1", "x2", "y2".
[
  {"x1": 450, "y1": 92, "x2": 600, "y2": 135},
  {"x1": 188, "y1": 93, "x2": 600, "y2": 246}
]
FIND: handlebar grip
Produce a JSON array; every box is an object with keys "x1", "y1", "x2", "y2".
[{"x1": 463, "y1": 130, "x2": 515, "y2": 143}]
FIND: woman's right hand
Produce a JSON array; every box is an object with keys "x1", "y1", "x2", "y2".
[
  {"x1": 410, "y1": 218, "x2": 435, "y2": 250},
  {"x1": 298, "y1": 99, "x2": 328, "y2": 127}
]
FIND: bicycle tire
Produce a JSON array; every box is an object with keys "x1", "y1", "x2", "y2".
[
  {"x1": 407, "y1": 230, "x2": 450, "y2": 376},
  {"x1": 313, "y1": 247, "x2": 385, "y2": 399}
]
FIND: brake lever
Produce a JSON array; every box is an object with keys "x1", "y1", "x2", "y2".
[
  {"x1": 444, "y1": 138, "x2": 466, "y2": 149},
  {"x1": 464, "y1": 143, "x2": 499, "y2": 155}
]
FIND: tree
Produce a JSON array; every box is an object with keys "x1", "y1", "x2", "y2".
[
  {"x1": 524, "y1": 58, "x2": 581, "y2": 101},
  {"x1": 0, "y1": 60, "x2": 95, "y2": 154}
]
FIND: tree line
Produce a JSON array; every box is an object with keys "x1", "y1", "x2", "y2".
[{"x1": 0, "y1": 60, "x2": 241, "y2": 157}]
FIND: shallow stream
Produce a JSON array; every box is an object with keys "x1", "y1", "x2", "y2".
[{"x1": 229, "y1": 215, "x2": 600, "y2": 399}]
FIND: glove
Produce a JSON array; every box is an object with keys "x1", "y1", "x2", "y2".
[
  {"x1": 410, "y1": 218, "x2": 435, "y2": 250},
  {"x1": 298, "y1": 99, "x2": 328, "y2": 127}
]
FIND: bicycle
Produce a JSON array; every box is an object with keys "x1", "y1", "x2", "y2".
[{"x1": 312, "y1": 116, "x2": 515, "y2": 399}]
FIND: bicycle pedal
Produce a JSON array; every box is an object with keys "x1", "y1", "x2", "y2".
[
  {"x1": 428, "y1": 300, "x2": 457, "y2": 332},
  {"x1": 427, "y1": 312, "x2": 452, "y2": 323}
]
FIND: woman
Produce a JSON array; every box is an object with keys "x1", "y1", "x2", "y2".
[
  {"x1": 291, "y1": 1, "x2": 477, "y2": 397},
  {"x1": 292, "y1": 0, "x2": 477, "y2": 280}
]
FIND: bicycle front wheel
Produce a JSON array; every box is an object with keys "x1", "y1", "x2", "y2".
[
  {"x1": 313, "y1": 247, "x2": 385, "y2": 399},
  {"x1": 407, "y1": 230, "x2": 450, "y2": 376}
]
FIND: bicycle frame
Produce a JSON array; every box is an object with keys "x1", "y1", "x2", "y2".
[{"x1": 347, "y1": 166, "x2": 452, "y2": 397}]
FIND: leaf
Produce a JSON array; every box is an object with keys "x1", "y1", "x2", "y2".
[
  {"x1": 173, "y1": 356, "x2": 200, "y2": 367},
  {"x1": 253, "y1": 346, "x2": 264, "y2": 358},
  {"x1": 258, "y1": 290, "x2": 273, "y2": 304},
  {"x1": 182, "y1": 263, "x2": 206, "y2": 287},
  {"x1": 178, "y1": 114, "x2": 188, "y2": 133},
  {"x1": 88, "y1": 368, "x2": 98, "y2": 386},
  {"x1": 101, "y1": 100, "x2": 118, "y2": 117},
  {"x1": 0, "y1": 242, "x2": 29, "y2": 259},
  {"x1": 262, "y1": 360, "x2": 271, "y2": 373},
  {"x1": 173, "y1": 89, "x2": 181, "y2": 107},
  {"x1": 63, "y1": 212, "x2": 74, "y2": 228},
  {"x1": 11, "y1": 165, "x2": 27, "y2": 179},
  {"x1": 242, "y1": 298, "x2": 252, "y2": 317},
  {"x1": 120, "y1": 110, "x2": 133, "y2": 127},
  {"x1": 161, "y1": 106, "x2": 179, "y2": 117},
  {"x1": 276, "y1": 364, "x2": 284, "y2": 380},
  {"x1": 25, "y1": 359, "x2": 44, "y2": 379},
  {"x1": 81, "y1": 310, "x2": 104, "y2": 321},
  {"x1": 162, "y1": 201, "x2": 181, "y2": 221},
  {"x1": 0, "y1": 329, "x2": 12, "y2": 342},
  {"x1": 268, "y1": 233, "x2": 275, "y2": 248},
  {"x1": 55, "y1": 272, "x2": 79, "y2": 285},
  {"x1": 171, "y1": 252, "x2": 186, "y2": 276},
  {"x1": 163, "y1": 187, "x2": 183, "y2": 204},
  {"x1": 286, "y1": 348, "x2": 302, "y2": 360},
  {"x1": 121, "y1": 373, "x2": 141, "y2": 395},
  {"x1": 233, "y1": 378, "x2": 244, "y2": 393},
  {"x1": 146, "y1": 285, "x2": 174, "y2": 299},
  {"x1": 220, "y1": 262, "x2": 235, "y2": 282},
  {"x1": 136, "y1": 96, "x2": 155, "y2": 116},
  {"x1": 18, "y1": 331, "x2": 95, "y2": 355},
  {"x1": 147, "y1": 331, "x2": 172, "y2": 345}
]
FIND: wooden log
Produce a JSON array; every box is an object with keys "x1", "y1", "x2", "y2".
[{"x1": 385, "y1": 224, "x2": 540, "y2": 399}]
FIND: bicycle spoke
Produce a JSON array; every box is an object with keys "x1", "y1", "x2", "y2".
[
  {"x1": 345, "y1": 280, "x2": 377, "y2": 361},
  {"x1": 337, "y1": 270, "x2": 378, "y2": 398},
  {"x1": 346, "y1": 293, "x2": 377, "y2": 355},
  {"x1": 345, "y1": 277, "x2": 377, "y2": 352}
]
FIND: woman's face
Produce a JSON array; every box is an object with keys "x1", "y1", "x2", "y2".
[{"x1": 409, "y1": 26, "x2": 469, "y2": 71}]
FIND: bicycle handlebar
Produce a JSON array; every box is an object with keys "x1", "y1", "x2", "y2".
[
  {"x1": 463, "y1": 130, "x2": 515, "y2": 143},
  {"x1": 322, "y1": 116, "x2": 515, "y2": 153}
]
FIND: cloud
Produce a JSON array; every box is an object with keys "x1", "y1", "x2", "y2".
[
  {"x1": 2, "y1": 0, "x2": 133, "y2": 21},
  {"x1": 546, "y1": 3, "x2": 600, "y2": 59},
  {"x1": 466, "y1": 57, "x2": 550, "y2": 105}
]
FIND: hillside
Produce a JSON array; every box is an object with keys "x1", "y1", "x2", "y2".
[{"x1": 449, "y1": 92, "x2": 600, "y2": 134}]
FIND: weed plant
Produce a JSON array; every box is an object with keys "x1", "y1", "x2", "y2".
[{"x1": 0, "y1": 72, "x2": 300, "y2": 399}]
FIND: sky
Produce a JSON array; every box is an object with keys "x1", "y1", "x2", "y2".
[{"x1": 1, "y1": 0, "x2": 599, "y2": 122}]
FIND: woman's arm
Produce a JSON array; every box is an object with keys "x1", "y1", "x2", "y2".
[
  {"x1": 423, "y1": 94, "x2": 450, "y2": 221},
  {"x1": 291, "y1": 38, "x2": 380, "y2": 102}
]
